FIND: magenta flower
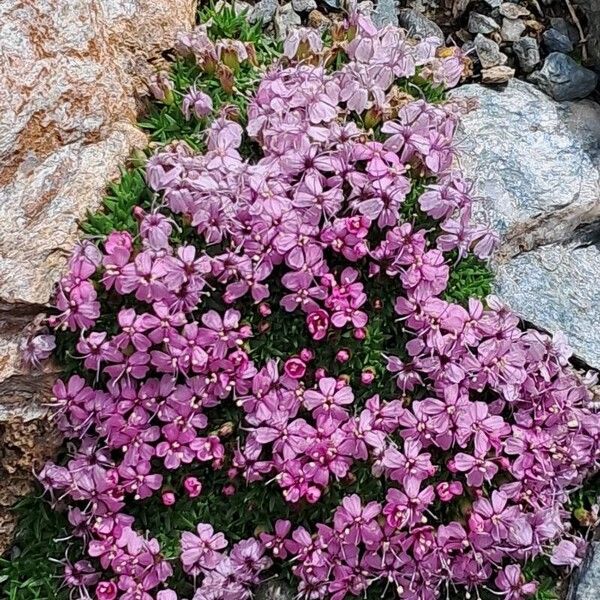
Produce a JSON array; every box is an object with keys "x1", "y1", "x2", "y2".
[{"x1": 181, "y1": 523, "x2": 228, "y2": 575}]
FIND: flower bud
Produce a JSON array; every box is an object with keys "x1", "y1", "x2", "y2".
[
  {"x1": 299, "y1": 348, "x2": 314, "y2": 362},
  {"x1": 361, "y1": 370, "x2": 375, "y2": 385},
  {"x1": 353, "y1": 328, "x2": 367, "y2": 340},
  {"x1": 218, "y1": 422, "x2": 235, "y2": 437},
  {"x1": 336, "y1": 349, "x2": 350, "y2": 363},
  {"x1": 315, "y1": 367, "x2": 327, "y2": 380},
  {"x1": 223, "y1": 484, "x2": 236, "y2": 497},
  {"x1": 96, "y1": 581, "x2": 118, "y2": 600},
  {"x1": 258, "y1": 302, "x2": 272, "y2": 317},
  {"x1": 284, "y1": 357, "x2": 307, "y2": 380},
  {"x1": 183, "y1": 476, "x2": 202, "y2": 498},
  {"x1": 161, "y1": 491, "x2": 176, "y2": 506}
]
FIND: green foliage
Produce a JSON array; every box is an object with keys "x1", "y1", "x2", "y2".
[
  {"x1": 444, "y1": 254, "x2": 494, "y2": 305},
  {"x1": 0, "y1": 496, "x2": 70, "y2": 600}
]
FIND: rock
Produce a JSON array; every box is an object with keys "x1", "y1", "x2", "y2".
[
  {"x1": 357, "y1": 0, "x2": 375, "y2": 15},
  {"x1": 249, "y1": 0, "x2": 278, "y2": 23},
  {"x1": 542, "y1": 28, "x2": 575, "y2": 53},
  {"x1": 529, "y1": 53, "x2": 598, "y2": 101},
  {"x1": 468, "y1": 12, "x2": 501, "y2": 35},
  {"x1": 321, "y1": 0, "x2": 342, "y2": 10},
  {"x1": 292, "y1": 0, "x2": 317, "y2": 12},
  {"x1": 498, "y1": 2, "x2": 530, "y2": 18},
  {"x1": 474, "y1": 34, "x2": 505, "y2": 67},
  {"x1": 550, "y1": 16, "x2": 579, "y2": 43},
  {"x1": 524, "y1": 18, "x2": 545, "y2": 34},
  {"x1": 0, "y1": 0, "x2": 195, "y2": 553},
  {"x1": 397, "y1": 8, "x2": 443, "y2": 39},
  {"x1": 513, "y1": 36, "x2": 541, "y2": 72},
  {"x1": 373, "y1": 0, "x2": 399, "y2": 28},
  {"x1": 274, "y1": 3, "x2": 301, "y2": 39},
  {"x1": 452, "y1": 79, "x2": 600, "y2": 367},
  {"x1": 574, "y1": 543, "x2": 600, "y2": 600},
  {"x1": 481, "y1": 64, "x2": 515, "y2": 82},
  {"x1": 574, "y1": 0, "x2": 600, "y2": 66},
  {"x1": 501, "y1": 17, "x2": 526, "y2": 42},
  {"x1": 483, "y1": 0, "x2": 502, "y2": 8},
  {"x1": 255, "y1": 580, "x2": 295, "y2": 600},
  {"x1": 308, "y1": 9, "x2": 332, "y2": 31}
]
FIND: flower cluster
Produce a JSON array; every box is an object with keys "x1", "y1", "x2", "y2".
[{"x1": 34, "y1": 12, "x2": 598, "y2": 600}]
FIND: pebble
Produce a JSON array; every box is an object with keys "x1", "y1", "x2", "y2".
[
  {"x1": 274, "y1": 3, "x2": 301, "y2": 39},
  {"x1": 529, "y1": 52, "x2": 598, "y2": 100},
  {"x1": 498, "y1": 2, "x2": 530, "y2": 18},
  {"x1": 397, "y1": 8, "x2": 443, "y2": 39},
  {"x1": 481, "y1": 64, "x2": 515, "y2": 83},
  {"x1": 292, "y1": 0, "x2": 317, "y2": 11},
  {"x1": 468, "y1": 12, "x2": 501, "y2": 35},
  {"x1": 357, "y1": 0, "x2": 375, "y2": 15},
  {"x1": 542, "y1": 28, "x2": 574, "y2": 53},
  {"x1": 474, "y1": 33, "x2": 505, "y2": 67},
  {"x1": 483, "y1": 0, "x2": 502, "y2": 8},
  {"x1": 513, "y1": 36, "x2": 540, "y2": 72},
  {"x1": 524, "y1": 19, "x2": 544, "y2": 33},
  {"x1": 321, "y1": 0, "x2": 342, "y2": 9},
  {"x1": 501, "y1": 17, "x2": 526, "y2": 41},
  {"x1": 249, "y1": 0, "x2": 278, "y2": 23},
  {"x1": 373, "y1": 0, "x2": 399, "y2": 28},
  {"x1": 308, "y1": 8, "x2": 331, "y2": 31}
]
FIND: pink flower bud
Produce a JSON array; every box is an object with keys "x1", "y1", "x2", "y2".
[
  {"x1": 353, "y1": 328, "x2": 367, "y2": 340},
  {"x1": 448, "y1": 481, "x2": 463, "y2": 496},
  {"x1": 447, "y1": 459, "x2": 457, "y2": 473},
  {"x1": 183, "y1": 476, "x2": 202, "y2": 498},
  {"x1": 223, "y1": 484, "x2": 236, "y2": 496},
  {"x1": 436, "y1": 482, "x2": 453, "y2": 502},
  {"x1": 361, "y1": 370, "x2": 375, "y2": 385},
  {"x1": 336, "y1": 349, "x2": 350, "y2": 363},
  {"x1": 306, "y1": 309, "x2": 329, "y2": 341},
  {"x1": 284, "y1": 357, "x2": 307, "y2": 380},
  {"x1": 258, "y1": 303, "x2": 272, "y2": 317},
  {"x1": 227, "y1": 467, "x2": 238, "y2": 480},
  {"x1": 315, "y1": 367, "x2": 327, "y2": 380},
  {"x1": 299, "y1": 348, "x2": 314, "y2": 362},
  {"x1": 96, "y1": 581, "x2": 118, "y2": 600},
  {"x1": 162, "y1": 491, "x2": 176, "y2": 506},
  {"x1": 239, "y1": 324, "x2": 252, "y2": 338}
]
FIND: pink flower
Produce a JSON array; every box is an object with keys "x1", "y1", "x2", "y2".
[
  {"x1": 360, "y1": 370, "x2": 375, "y2": 385},
  {"x1": 306, "y1": 309, "x2": 329, "y2": 341},
  {"x1": 96, "y1": 581, "x2": 118, "y2": 600},
  {"x1": 303, "y1": 377, "x2": 354, "y2": 419},
  {"x1": 495, "y1": 565, "x2": 538, "y2": 599},
  {"x1": 335, "y1": 349, "x2": 350, "y2": 363},
  {"x1": 181, "y1": 523, "x2": 228, "y2": 575},
  {"x1": 183, "y1": 476, "x2": 202, "y2": 498},
  {"x1": 284, "y1": 357, "x2": 307, "y2": 379}
]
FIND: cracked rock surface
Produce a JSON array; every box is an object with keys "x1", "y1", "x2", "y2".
[
  {"x1": 452, "y1": 79, "x2": 600, "y2": 369},
  {"x1": 0, "y1": 0, "x2": 196, "y2": 554}
]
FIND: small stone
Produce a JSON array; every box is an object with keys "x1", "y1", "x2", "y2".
[
  {"x1": 456, "y1": 28, "x2": 473, "y2": 43},
  {"x1": 524, "y1": 19, "x2": 544, "y2": 33},
  {"x1": 513, "y1": 36, "x2": 540, "y2": 72},
  {"x1": 373, "y1": 0, "x2": 399, "y2": 28},
  {"x1": 474, "y1": 33, "x2": 505, "y2": 67},
  {"x1": 292, "y1": 0, "x2": 317, "y2": 11},
  {"x1": 498, "y1": 2, "x2": 530, "y2": 18},
  {"x1": 321, "y1": 0, "x2": 342, "y2": 9},
  {"x1": 274, "y1": 3, "x2": 301, "y2": 39},
  {"x1": 483, "y1": 0, "x2": 501, "y2": 8},
  {"x1": 481, "y1": 64, "x2": 515, "y2": 83},
  {"x1": 542, "y1": 28, "x2": 574, "y2": 53},
  {"x1": 398, "y1": 8, "x2": 443, "y2": 39},
  {"x1": 308, "y1": 9, "x2": 331, "y2": 31},
  {"x1": 550, "y1": 17, "x2": 579, "y2": 43},
  {"x1": 501, "y1": 17, "x2": 526, "y2": 41},
  {"x1": 529, "y1": 52, "x2": 598, "y2": 101},
  {"x1": 357, "y1": 0, "x2": 375, "y2": 15},
  {"x1": 249, "y1": 0, "x2": 278, "y2": 23},
  {"x1": 468, "y1": 12, "x2": 501, "y2": 35}
]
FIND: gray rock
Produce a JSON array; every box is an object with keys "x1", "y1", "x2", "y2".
[
  {"x1": 474, "y1": 33, "x2": 505, "y2": 67},
  {"x1": 573, "y1": 0, "x2": 600, "y2": 66},
  {"x1": 452, "y1": 79, "x2": 600, "y2": 367},
  {"x1": 501, "y1": 17, "x2": 526, "y2": 42},
  {"x1": 274, "y1": 3, "x2": 301, "y2": 39},
  {"x1": 529, "y1": 53, "x2": 598, "y2": 100},
  {"x1": 574, "y1": 543, "x2": 600, "y2": 600},
  {"x1": 498, "y1": 2, "x2": 530, "y2": 17},
  {"x1": 249, "y1": 0, "x2": 278, "y2": 23},
  {"x1": 321, "y1": 0, "x2": 342, "y2": 9},
  {"x1": 543, "y1": 28, "x2": 575, "y2": 53},
  {"x1": 373, "y1": 0, "x2": 399, "y2": 28},
  {"x1": 255, "y1": 580, "x2": 295, "y2": 600},
  {"x1": 357, "y1": 0, "x2": 375, "y2": 14},
  {"x1": 292, "y1": 0, "x2": 317, "y2": 11},
  {"x1": 513, "y1": 36, "x2": 541, "y2": 72},
  {"x1": 468, "y1": 12, "x2": 501, "y2": 35},
  {"x1": 483, "y1": 0, "x2": 502, "y2": 8},
  {"x1": 550, "y1": 16, "x2": 579, "y2": 43},
  {"x1": 397, "y1": 8, "x2": 442, "y2": 39}
]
